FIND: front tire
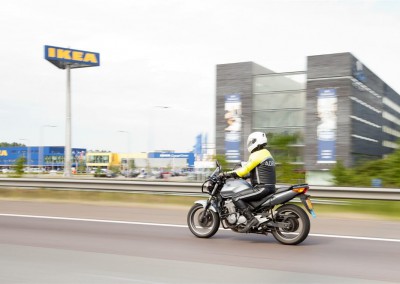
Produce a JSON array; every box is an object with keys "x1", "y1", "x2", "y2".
[
  {"x1": 187, "y1": 204, "x2": 220, "y2": 238},
  {"x1": 271, "y1": 204, "x2": 310, "y2": 245}
]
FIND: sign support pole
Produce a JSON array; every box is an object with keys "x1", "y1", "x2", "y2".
[
  {"x1": 64, "y1": 64, "x2": 72, "y2": 177},
  {"x1": 44, "y1": 45, "x2": 100, "y2": 177}
]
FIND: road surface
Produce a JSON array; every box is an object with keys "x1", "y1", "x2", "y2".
[{"x1": 0, "y1": 200, "x2": 399, "y2": 283}]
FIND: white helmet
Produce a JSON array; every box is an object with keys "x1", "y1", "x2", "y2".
[{"x1": 247, "y1": 132, "x2": 267, "y2": 153}]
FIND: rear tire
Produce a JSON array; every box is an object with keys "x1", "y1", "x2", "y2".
[
  {"x1": 271, "y1": 204, "x2": 310, "y2": 245},
  {"x1": 187, "y1": 204, "x2": 220, "y2": 238}
]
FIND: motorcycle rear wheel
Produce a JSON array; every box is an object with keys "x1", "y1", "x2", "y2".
[
  {"x1": 271, "y1": 204, "x2": 310, "y2": 245},
  {"x1": 187, "y1": 204, "x2": 220, "y2": 238}
]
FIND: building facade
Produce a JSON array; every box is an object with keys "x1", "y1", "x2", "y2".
[
  {"x1": 216, "y1": 62, "x2": 306, "y2": 164},
  {"x1": 0, "y1": 146, "x2": 86, "y2": 169},
  {"x1": 86, "y1": 152, "x2": 120, "y2": 170},
  {"x1": 1, "y1": 147, "x2": 195, "y2": 173},
  {"x1": 86, "y1": 151, "x2": 195, "y2": 171},
  {"x1": 305, "y1": 53, "x2": 400, "y2": 171},
  {"x1": 216, "y1": 53, "x2": 400, "y2": 183}
]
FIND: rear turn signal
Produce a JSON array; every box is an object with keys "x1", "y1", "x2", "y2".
[{"x1": 292, "y1": 186, "x2": 308, "y2": 193}]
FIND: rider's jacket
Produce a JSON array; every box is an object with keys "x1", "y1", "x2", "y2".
[{"x1": 232, "y1": 148, "x2": 276, "y2": 185}]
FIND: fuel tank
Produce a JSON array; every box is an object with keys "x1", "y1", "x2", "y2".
[{"x1": 220, "y1": 179, "x2": 253, "y2": 198}]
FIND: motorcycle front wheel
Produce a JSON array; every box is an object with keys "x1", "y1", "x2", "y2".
[
  {"x1": 271, "y1": 204, "x2": 310, "y2": 245},
  {"x1": 187, "y1": 204, "x2": 220, "y2": 238}
]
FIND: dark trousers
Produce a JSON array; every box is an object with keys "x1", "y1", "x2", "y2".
[{"x1": 232, "y1": 184, "x2": 275, "y2": 211}]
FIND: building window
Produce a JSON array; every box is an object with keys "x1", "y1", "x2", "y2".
[
  {"x1": 254, "y1": 73, "x2": 306, "y2": 93},
  {"x1": 88, "y1": 155, "x2": 110, "y2": 163},
  {"x1": 383, "y1": 141, "x2": 399, "y2": 149},
  {"x1": 383, "y1": 111, "x2": 400, "y2": 126},
  {"x1": 383, "y1": 126, "x2": 400, "y2": 138},
  {"x1": 253, "y1": 72, "x2": 306, "y2": 141},
  {"x1": 253, "y1": 91, "x2": 306, "y2": 110},
  {"x1": 44, "y1": 155, "x2": 64, "y2": 164},
  {"x1": 253, "y1": 109, "x2": 305, "y2": 128}
]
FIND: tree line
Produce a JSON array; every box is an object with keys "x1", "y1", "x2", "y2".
[
  {"x1": 331, "y1": 146, "x2": 400, "y2": 187},
  {"x1": 0, "y1": 142, "x2": 25, "y2": 147}
]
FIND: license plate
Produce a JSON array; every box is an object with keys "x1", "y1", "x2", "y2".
[{"x1": 305, "y1": 197, "x2": 313, "y2": 210}]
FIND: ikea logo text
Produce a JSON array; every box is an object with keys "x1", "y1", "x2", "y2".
[
  {"x1": 0, "y1": 150, "x2": 8, "y2": 156},
  {"x1": 47, "y1": 47, "x2": 98, "y2": 64},
  {"x1": 44, "y1": 45, "x2": 100, "y2": 68}
]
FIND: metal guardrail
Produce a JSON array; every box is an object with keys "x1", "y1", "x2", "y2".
[{"x1": 0, "y1": 178, "x2": 399, "y2": 200}]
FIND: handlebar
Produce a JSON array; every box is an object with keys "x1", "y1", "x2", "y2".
[
  {"x1": 201, "y1": 174, "x2": 227, "y2": 194},
  {"x1": 200, "y1": 162, "x2": 225, "y2": 194}
]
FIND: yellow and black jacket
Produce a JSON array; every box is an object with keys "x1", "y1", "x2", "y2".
[{"x1": 231, "y1": 148, "x2": 276, "y2": 185}]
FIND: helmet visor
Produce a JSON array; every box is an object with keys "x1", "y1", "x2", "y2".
[{"x1": 247, "y1": 138, "x2": 257, "y2": 148}]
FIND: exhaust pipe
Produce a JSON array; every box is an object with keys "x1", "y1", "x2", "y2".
[{"x1": 260, "y1": 190, "x2": 297, "y2": 208}]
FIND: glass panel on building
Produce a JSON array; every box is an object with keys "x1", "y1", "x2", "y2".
[
  {"x1": 253, "y1": 110, "x2": 305, "y2": 128},
  {"x1": 253, "y1": 91, "x2": 306, "y2": 110},
  {"x1": 253, "y1": 73, "x2": 306, "y2": 93}
]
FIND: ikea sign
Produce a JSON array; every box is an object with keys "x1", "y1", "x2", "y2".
[{"x1": 44, "y1": 45, "x2": 100, "y2": 69}]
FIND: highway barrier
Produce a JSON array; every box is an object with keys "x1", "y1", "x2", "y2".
[{"x1": 0, "y1": 178, "x2": 399, "y2": 200}]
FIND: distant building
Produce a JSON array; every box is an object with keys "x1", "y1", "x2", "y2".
[
  {"x1": 148, "y1": 152, "x2": 195, "y2": 168},
  {"x1": 86, "y1": 152, "x2": 120, "y2": 170},
  {"x1": 86, "y1": 151, "x2": 195, "y2": 171},
  {"x1": 216, "y1": 52, "x2": 400, "y2": 184},
  {"x1": 0, "y1": 146, "x2": 86, "y2": 169}
]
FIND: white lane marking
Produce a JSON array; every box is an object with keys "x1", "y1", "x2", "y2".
[
  {"x1": 1, "y1": 213, "x2": 399, "y2": 243},
  {"x1": 310, "y1": 233, "x2": 400, "y2": 242},
  {"x1": 0, "y1": 213, "x2": 184, "y2": 227}
]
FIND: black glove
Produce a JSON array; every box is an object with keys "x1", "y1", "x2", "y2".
[{"x1": 219, "y1": 171, "x2": 238, "y2": 179}]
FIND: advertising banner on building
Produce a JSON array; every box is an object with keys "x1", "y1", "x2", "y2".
[
  {"x1": 317, "y1": 88, "x2": 337, "y2": 163},
  {"x1": 224, "y1": 93, "x2": 242, "y2": 163},
  {"x1": 148, "y1": 152, "x2": 195, "y2": 167}
]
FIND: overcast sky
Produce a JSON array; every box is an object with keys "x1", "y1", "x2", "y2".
[{"x1": 1, "y1": 0, "x2": 399, "y2": 153}]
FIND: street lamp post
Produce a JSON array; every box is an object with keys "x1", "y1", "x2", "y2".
[
  {"x1": 118, "y1": 130, "x2": 131, "y2": 171},
  {"x1": 39, "y1": 125, "x2": 57, "y2": 170},
  {"x1": 148, "y1": 106, "x2": 170, "y2": 152},
  {"x1": 118, "y1": 130, "x2": 131, "y2": 153}
]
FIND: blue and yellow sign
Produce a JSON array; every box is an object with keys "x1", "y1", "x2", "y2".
[{"x1": 44, "y1": 45, "x2": 100, "y2": 69}]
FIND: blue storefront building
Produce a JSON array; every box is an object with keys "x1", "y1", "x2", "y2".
[{"x1": 0, "y1": 146, "x2": 86, "y2": 169}]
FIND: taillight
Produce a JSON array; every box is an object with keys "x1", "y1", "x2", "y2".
[{"x1": 292, "y1": 186, "x2": 308, "y2": 193}]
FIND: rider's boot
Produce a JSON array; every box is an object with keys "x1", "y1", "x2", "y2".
[{"x1": 238, "y1": 207, "x2": 259, "y2": 233}]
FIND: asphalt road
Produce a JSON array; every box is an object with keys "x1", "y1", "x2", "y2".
[{"x1": 0, "y1": 200, "x2": 399, "y2": 283}]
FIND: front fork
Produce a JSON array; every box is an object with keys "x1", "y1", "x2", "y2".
[
  {"x1": 200, "y1": 182, "x2": 220, "y2": 223},
  {"x1": 299, "y1": 194, "x2": 317, "y2": 218},
  {"x1": 198, "y1": 196, "x2": 218, "y2": 224}
]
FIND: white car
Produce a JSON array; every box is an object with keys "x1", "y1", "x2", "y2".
[{"x1": 30, "y1": 168, "x2": 45, "y2": 173}]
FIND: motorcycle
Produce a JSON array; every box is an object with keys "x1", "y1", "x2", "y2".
[{"x1": 187, "y1": 161, "x2": 316, "y2": 245}]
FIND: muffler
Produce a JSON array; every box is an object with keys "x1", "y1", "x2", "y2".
[{"x1": 260, "y1": 190, "x2": 297, "y2": 208}]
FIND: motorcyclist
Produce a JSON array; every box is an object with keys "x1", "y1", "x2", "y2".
[{"x1": 220, "y1": 132, "x2": 276, "y2": 233}]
